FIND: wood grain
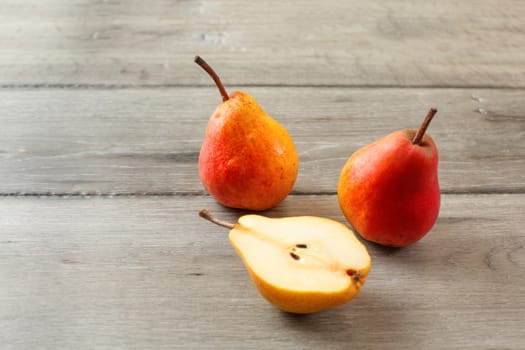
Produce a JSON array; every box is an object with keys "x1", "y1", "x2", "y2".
[
  {"x1": 1, "y1": 194, "x2": 524, "y2": 349},
  {"x1": 0, "y1": 87, "x2": 523, "y2": 195},
  {"x1": 2, "y1": 1, "x2": 524, "y2": 348},
  {"x1": 0, "y1": 0, "x2": 524, "y2": 87}
]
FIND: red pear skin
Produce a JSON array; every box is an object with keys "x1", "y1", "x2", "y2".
[{"x1": 338, "y1": 110, "x2": 440, "y2": 247}]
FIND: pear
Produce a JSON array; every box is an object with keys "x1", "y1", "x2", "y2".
[
  {"x1": 195, "y1": 56, "x2": 299, "y2": 211},
  {"x1": 338, "y1": 108, "x2": 440, "y2": 247},
  {"x1": 199, "y1": 209, "x2": 371, "y2": 314}
]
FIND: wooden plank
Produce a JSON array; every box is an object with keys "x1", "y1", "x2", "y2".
[
  {"x1": 1, "y1": 194, "x2": 524, "y2": 349},
  {"x1": 0, "y1": 87, "x2": 523, "y2": 195},
  {"x1": 1, "y1": 0, "x2": 524, "y2": 87}
]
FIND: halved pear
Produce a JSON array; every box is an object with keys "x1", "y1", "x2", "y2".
[{"x1": 199, "y1": 209, "x2": 371, "y2": 314}]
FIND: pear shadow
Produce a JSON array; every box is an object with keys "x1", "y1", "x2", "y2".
[
  {"x1": 275, "y1": 289, "x2": 408, "y2": 346},
  {"x1": 366, "y1": 240, "x2": 408, "y2": 257},
  {"x1": 277, "y1": 308, "x2": 354, "y2": 343}
]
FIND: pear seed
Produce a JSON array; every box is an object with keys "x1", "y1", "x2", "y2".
[
  {"x1": 346, "y1": 269, "x2": 361, "y2": 282},
  {"x1": 290, "y1": 252, "x2": 301, "y2": 260}
]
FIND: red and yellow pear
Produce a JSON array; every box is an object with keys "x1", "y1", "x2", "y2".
[
  {"x1": 338, "y1": 108, "x2": 440, "y2": 247},
  {"x1": 195, "y1": 56, "x2": 299, "y2": 211}
]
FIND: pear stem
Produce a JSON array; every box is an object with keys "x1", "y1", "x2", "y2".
[
  {"x1": 412, "y1": 108, "x2": 438, "y2": 145},
  {"x1": 194, "y1": 56, "x2": 229, "y2": 102},
  {"x1": 199, "y1": 209, "x2": 235, "y2": 230}
]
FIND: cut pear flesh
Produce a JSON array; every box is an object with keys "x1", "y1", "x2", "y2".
[{"x1": 229, "y1": 215, "x2": 371, "y2": 313}]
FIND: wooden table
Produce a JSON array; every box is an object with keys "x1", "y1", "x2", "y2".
[{"x1": 1, "y1": 1, "x2": 524, "y2": 349}]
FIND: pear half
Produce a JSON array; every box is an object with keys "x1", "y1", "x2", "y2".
[{"x1": 200, "y1": 210, "x2": 371, "y2": 314}]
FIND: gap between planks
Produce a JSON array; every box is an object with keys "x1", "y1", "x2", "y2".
[
  {"x1": 0, "y1": 84, "x2": 525, "y2": 90},
  {"x1": 0, "y1": 189, "x2": 523, "y2": 198}
]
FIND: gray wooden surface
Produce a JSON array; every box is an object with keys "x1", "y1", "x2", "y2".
[{"x1": 1, "y1": 1, "x2": 524, "y2": 349}]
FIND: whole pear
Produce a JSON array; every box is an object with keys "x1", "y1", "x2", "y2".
[
  {"x1": 195, "y1": 56, "x2": 299, "y2": 210},
  {"x1": 338, "y1": 109, "x2": 440, "y2": 247}
]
